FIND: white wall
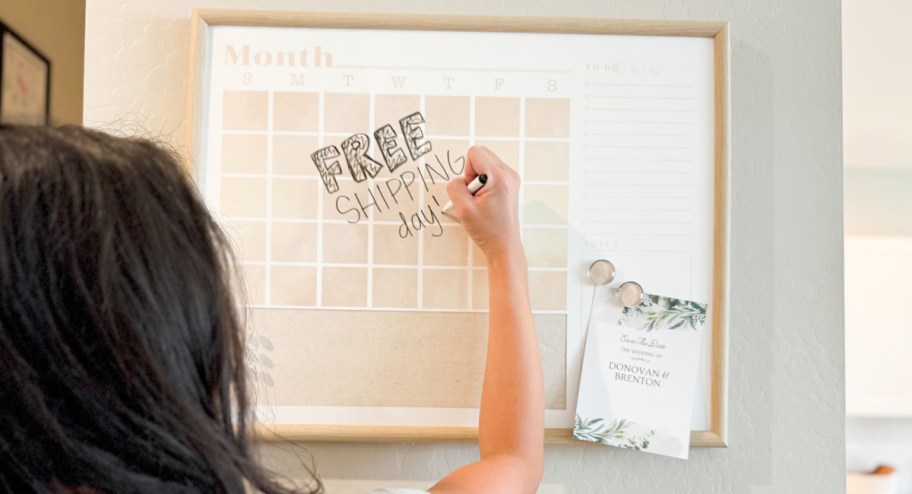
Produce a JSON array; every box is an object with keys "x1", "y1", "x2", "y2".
[
  {"x1": 842, "y1": 0, "x2": 912, "y2": 168},
  {"x1": 844, "y1": 168, "x2": 912, "y2": 236},
  {"x1": 84, "y1": 1, "x2": 846, "y2": 492}
]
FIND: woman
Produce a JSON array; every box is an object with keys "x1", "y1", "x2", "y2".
[{"x1": 0, "y1": 126, "x2": 543, "y2": 493}]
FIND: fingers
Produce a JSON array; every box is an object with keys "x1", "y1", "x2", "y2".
[
  {"x1": 464, "y1": 145, "x2": 499, "y2": 181},
  {"x1": 463, "y1": 146, "x2": 480, "y2": 182},
  {"x1": 445, "y1": 176, "x2": 475, "y2": 218},
  {"x1": 465, "y1": 145, "x2": 516, "y2": 193},
  {"x1": 448, "y1": 145, "x2": 518, "y2": 215},
  {"x1": 447, "y1": 146, "x2": 498, "y2": 218}
]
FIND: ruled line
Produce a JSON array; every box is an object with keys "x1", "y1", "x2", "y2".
[
  {"x1": 588, "y1": 95, "x2": 693, "y2": 100},
  {"x1": 587, "y1": 108, "x2": 694, "y2": 113},
  {"x1": 587, "y1": 120, "x2": 693, "y2": 125},
  {"x1": 588, "y1": 145, "x2": 692, "y2": 150},
  {"x1": 334, "y1": 64, "x2": 570, "y2": 75},
  {"x1": 586, "y1": 158, "x2": 690, "y2": 162},
  {"x1": 584, "y1": 208, "x2": 693, "y2": 212},
  {"x1": 588, "y1": 82, "x2": 693, "y2": 88},
  {"x1": 581, "y1": 220, "x2": 694, "y2": 225},
  {"x1": 588, "y1": 132, "x2": 691, "y2": 137},
  {"x1": 584, "y1": 170, "x2": 694, "y2": 175}
]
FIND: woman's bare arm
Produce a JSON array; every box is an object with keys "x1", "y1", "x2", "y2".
[{"x1": 428, "y1": 146, "x2": 544, "y2": 494}]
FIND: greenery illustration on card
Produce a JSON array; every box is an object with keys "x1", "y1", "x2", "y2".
[
  {"x1": 573, "y1": 415, "x2": 655, "y2": 451},
  {"x1": 618, "y1": 293, "x2": 708, "y2": 332}
]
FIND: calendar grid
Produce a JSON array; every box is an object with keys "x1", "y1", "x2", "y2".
[{"x1": 221, "y1": 91, "x2": 572, "y2": 312}]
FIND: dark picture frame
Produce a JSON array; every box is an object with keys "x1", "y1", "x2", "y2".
[{"x1": 0, "y1": 20, "x2": 51, "y2": 125}]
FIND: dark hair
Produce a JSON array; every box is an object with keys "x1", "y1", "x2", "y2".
[{"x1": 0, "y1": 126, "x2": 320, "y2": 493}]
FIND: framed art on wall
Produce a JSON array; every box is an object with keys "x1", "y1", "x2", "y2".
[
  {"x1": 0, "y1": 21, "x2": 50, "y2": 125},
  {"x1": 187, "y1": 10, "x2": 730, "y2": 447}
]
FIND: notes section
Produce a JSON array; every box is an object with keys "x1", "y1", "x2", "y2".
[{"x1": 573, "y1": 48, "x2": 715, "y2": 304}]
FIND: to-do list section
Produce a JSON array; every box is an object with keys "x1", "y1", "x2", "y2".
[{"x1": 569, "y1": 38, "x2": 716, "y2": 323}]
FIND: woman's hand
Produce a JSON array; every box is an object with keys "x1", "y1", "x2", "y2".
[{"x1": 445, "y1": 146, "x2": 523, "y2": 261}]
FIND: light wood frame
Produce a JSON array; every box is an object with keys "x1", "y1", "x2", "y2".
[{"x1": 186, "y1": 10, "x2": 730, "y2": 448}]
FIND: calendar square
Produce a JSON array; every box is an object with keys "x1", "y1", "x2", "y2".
[
  {"x1": 272, "y1": 179, "x2": 319, "y2": 219},
  {"x1": 273, "y1": 92, "x2": 319, "y2": 131},
  {"x1": 425, "y1": 95, "x2": 470, "y2": 136},
  {"x1": 524, "y1": 228, "x2": 567, "y2": 267},
  {"x1": 324, "y1": 93, "x2": 370, "y2": 133},
  {"x1": 274, "y1": 135, "x2": 320, "y2": 175},
  {"x1": 223, "y1": 91, "x2": 267, "y2": 131},
  {"x1": 271, "y1": 266, "x2": 317, "y2": 306},
  {"x1": 222, "y1": 134, "x2": 267, "y2": 174},
  {"x1": 221, "y1": 177, "x2": 267, "y2": 217},
  {"x1": 373, "y1": 224, "x2": 419, "y2": 265},
  {"x1": 525, "y1": 141, "x2": 570, "y2": 181},
  {"x1": 529, "y1": 270, "x2": 567, "y2": 310},
  {"x1": 322, "y1": 267, "x2": 368, "y2": 307},
  {"x1": 271, "y1": 222, "x2": 318, "y2": 263},
  {"x1": 224, "y1": 220, "x2": 267, "y2": 261},
  {"x1": 525, "y1": 98, "x2": 570, "y2": 138},
  {"x1": 523, "y1": 184, "x2": 569, "y2": 224},
  {"x1": 322, "y1": 223, "x2": 368, "y2": 264},
  {"x1": 423, "y1": 269, "x2": 467, "y2": 309},
  {"x1": 475, "y1": 97, "x2": 520, "y2": 137},
  {"x1": 372, "y1": 268, "x2": 418, "y2": 308}
]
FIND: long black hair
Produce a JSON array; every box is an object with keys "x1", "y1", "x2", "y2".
[{"x1": 0, "y1": 125, "x2": 320, "y2": 493}]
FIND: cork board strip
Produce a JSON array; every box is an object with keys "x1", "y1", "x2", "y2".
[{"x1": 248, "y1": 309, "x2": 567, "y2": 410}]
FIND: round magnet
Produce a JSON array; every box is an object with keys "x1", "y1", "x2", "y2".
[
  {"x1": 587, "y1": 259, "x2": 616, "y2": 285},
  {"x1": 618, "y1": 281, "x2": 645, "y2": 308}
]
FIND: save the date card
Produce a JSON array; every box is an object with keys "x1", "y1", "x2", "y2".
[{"x1": 574, "y1": 292, "x2": 708, "y2": 459}]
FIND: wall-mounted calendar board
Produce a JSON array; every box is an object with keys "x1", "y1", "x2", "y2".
[{"x1": 187, "y1": 11, "x2": 729, "y2": 447}]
